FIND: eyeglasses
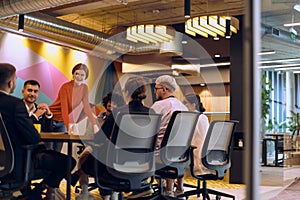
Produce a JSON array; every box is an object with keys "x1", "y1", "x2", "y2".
[{"x1": 154, "y1": 87, "x2": 164, "y2": 91}]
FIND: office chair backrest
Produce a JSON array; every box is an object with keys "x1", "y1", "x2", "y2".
[
  {"x1": 0, "y1": 113, "x2": 14, "y2": 178},
  {"x1": 201, "y1": 120, "x2": 238, "y2": 179},
  {"x1": 160, "y1": 111, "x2": 200, "y2": 166},
  {"x1": 106, "y1": 112, "x2": 161, "y2": 189}
]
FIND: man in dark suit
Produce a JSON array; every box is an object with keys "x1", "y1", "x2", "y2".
[
  {"x1": 22, "y1": 80, "x2": 53, "y2": 132},
  {"x1": 0, "y1": 63, "x2": 76, "y2": 200}
]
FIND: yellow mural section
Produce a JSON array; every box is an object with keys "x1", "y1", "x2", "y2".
[
  {"x1": 21, "y1": 36, "x2": 108, "y2": 91},
  {"x1": 22, "y1": 38, "x2": 86, "y2": 79}
]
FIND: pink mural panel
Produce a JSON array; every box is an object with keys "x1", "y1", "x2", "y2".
[{"x1": 17, "y1": 61, "x2": 68, "y2": 100}]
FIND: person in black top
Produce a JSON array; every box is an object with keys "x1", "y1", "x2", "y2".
[
  {"x1": 97, "y1": 91, "x2": 125, "y2": 126},
  {"x1": 0, "y1": 63, "x2": 76, "y2": 200},
  {"x1": 80, "y1": 76, "x2": 152, "y2": 200},
  {"x1": 73, "y1": 91, "x2": 125, "y2": 200}
]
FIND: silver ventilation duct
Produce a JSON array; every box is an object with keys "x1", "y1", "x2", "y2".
[
  {"x1": 261, "y1": 24, "x2": 300, "y2": 46},
  {"x1": 0, "y1": 0, "x2": 182, "y2": 59},
  {"x1": 0, "y1": 12, "x2": 163, "y2": 59},
  {"x1": 0, "y1": 0, "x2": 85, "y2": 18}
]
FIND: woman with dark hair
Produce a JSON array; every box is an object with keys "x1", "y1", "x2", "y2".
[
  {"x1": 184, "y1": 93, "x2": 209, "y2": 173},
  {"x1": 184, "y1": 93, "x2": 206, "y2": 113},
  {"x1": 76, "y1": 75, "x2": 152, "y2": 200},
  {"x1": 49, "y1": 63, "x2": 99, "y2": 152},
  {"x1": 98, "y1": 91, "x2": 125, "y2": 126}
]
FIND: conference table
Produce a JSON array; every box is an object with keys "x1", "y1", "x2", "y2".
[{"x1": 39, "y1": 132, "x2": 94, "y2": 200}]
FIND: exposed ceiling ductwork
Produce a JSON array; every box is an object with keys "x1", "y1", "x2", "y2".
[
  {"x1": 0, "y1": 12, "x2": 166, "y2": 59},
  {"x1": 0, "y1": 0, "x2": 298, "y2": 72},
  {"x1": 0, "y1": 0, "x2": 183, "y2": 59},
  {"x1": 0, "y1": 0, "x2": 85, "y2": 18},
  {"x1": 261, "y1": 24, "x2": 300, "y2": 46}
]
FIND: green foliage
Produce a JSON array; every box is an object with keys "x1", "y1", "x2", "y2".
[
  {"x1": 261, "y1": 73, "x2": 273, "y2": 124},
  {"x1": 265, "y1": 118, "x2": 287, "y2": 132},
  {"x1": 260, "y1": 72, "x2": 299, "y2": 134},
  {"x1": 286, "y1": 111, "x2": 299, "y2": 132},
  {"x1": 265, "y1": 112, "x2": 299, "y2": 133}
]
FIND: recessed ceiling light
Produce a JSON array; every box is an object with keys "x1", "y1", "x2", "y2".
[
  {"x1": 116, "y1": 0, "x2": 128, "y2": 5},
  {"x1": 214, "y1": 54, "x2": 221, "y2": 58},
  {"x1": 182, "y1": 40, "x2": 188, "y2": 44}
]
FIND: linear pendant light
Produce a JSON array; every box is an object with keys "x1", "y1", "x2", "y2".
[
  {"x1": 126, "y1": 25, "x2": 175, "y2": 44},
  {"x1": 185, "y1": 16, "x2": 239, "y2": 38}
]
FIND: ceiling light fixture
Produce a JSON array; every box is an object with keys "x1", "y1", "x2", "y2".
[
  {"x1": 171, "y1": 62, "x2": 231, "y2": 71},
  {"x1": 126, "y1": 25, "x2": 175, "y2": 44},
  {"x1": 274, "y1": 66, "x2": 300, "y2": 71},
  {"x1": 116, "y1": 0, "x2": 128, "y2": 5},
  {"x1": 184, "y1": 0, "x2": 191, "y2": 18},
  {"x1": 18, "y1": 14, "x2": 24, "y2": 32},
  {"x1": 259, "y1": 63, "x2": 300, "y2": 69},
  {"x1": 284, "y1": 22, "x2": 300, "y2": 27},
  {"x1": 259, "y1": 58, "x2": 300, "y2": 64},
  {"x1": 185, "y1": 16, "x2": 239, "y2": 38},
  {"x1": 294, "y1": 4, "x2": 300, "y2": 12},
  {"x1": 258, "y1": 50, "x2": 276, "y2": 55},
  {"x1": 199, "y1": 62, "x2": 230, "y2": 68},
  {"x1": 284, "y1": 11, "x2": 299, "y2": 27}
]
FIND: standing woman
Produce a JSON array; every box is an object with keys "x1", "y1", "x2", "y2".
[
  {"x1": 49, "y1": 63, "x2": 99, "y2": 151},
  {"x1": 184, "y1": 93, "x2": 209, "y2": 174}
]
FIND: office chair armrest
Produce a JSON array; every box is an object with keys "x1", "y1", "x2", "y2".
[{"x1": 189, "y1": 146, "x2": 204, "y2": 180}]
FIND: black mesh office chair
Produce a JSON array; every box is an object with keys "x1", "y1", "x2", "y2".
[
  {"x1": 154, "y1": 111, "x2": 200, "y2": 199},
  {"x1": 184, "y1": 120, "x2": 239, "y2": 200},
  {"x1": 94, "y1": 112, "x2": 162, "y2": 200},
  {"x1": 0, "y1": 113, "x2": 41, "y2": 199}
]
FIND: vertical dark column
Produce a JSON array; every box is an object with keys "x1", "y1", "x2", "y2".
[
  {"x1": 229, "y1": 15, "x2": 244, "y2": 184},
  {"x1": 230, "y1": 15, "x2": 244, "y2": 132}
]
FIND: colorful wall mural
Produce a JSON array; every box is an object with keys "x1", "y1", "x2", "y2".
[{"x1": 0, "y1": 32, "x2": 110, "y2": 106}]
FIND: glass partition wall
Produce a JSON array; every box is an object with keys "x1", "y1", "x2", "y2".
[{"x1": 259, "y1": 0, "x2": 300, "y2": 199}]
